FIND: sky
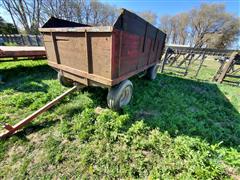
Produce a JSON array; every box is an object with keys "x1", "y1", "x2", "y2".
[
  {"x1": 1, "y1": 0, "x2": 239, "y2": 24},
  {"x1": 100, "y1": 0, "x2": 240, "y2": 16}
]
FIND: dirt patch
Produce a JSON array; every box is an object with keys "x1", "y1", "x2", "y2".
[
  {"x1": 0, "y1": 145, "x2": 27, "y2": 177},
  {"x1": 224, "y1": 164, "x2": 240, "y2": 180},
  {"x1": 95, "y1": 106, "x2": 106, "y2": 114},
  {"x1": 28, "y1": 131, "x2": 48, "y2": 145}
]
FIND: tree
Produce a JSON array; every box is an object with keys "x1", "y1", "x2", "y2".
[
  {"x1": 159, "y1": 3, "x2": 240, "y2": 49},
  {"x1": 160, "y1": 13, "x2": 189, "y2": 45},
  {"x1": 189, "y1": 3, "x2": 240, "y2": 48},
  {"x1": 176, "y1": 13, "x2": 189, "y2": 45},
  {"x1": 0, "y1": 0, "x2": 43, "y2": 34},
  {"x1": 0, "y1": 16, "x2": 18, "y2": 34},
  {"x1": 89, "y1": 1, "x2": 118, "y2": 25},
  {"x1": 41, "y1": 0, "x2": 118, "y2": 26},
  {"x1": 0, "y1": 16, "x2": 4, "y2": 27},
  {"x1": 139, "y1": 11, "x2": 157, "y2": 25},
  {"x1": 159, "y1": 15, "x2": 173, "y2": 43},
  {"x1": 42, "y1": 0, "x2": 77, "y2": 21},
  {"x1": 0, "y1": 0, "x2": 118, "y2": 33}
]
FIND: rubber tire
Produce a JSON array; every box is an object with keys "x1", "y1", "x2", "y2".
[
  {"x1": 58, "y1": 72, "x2": 73, "y2": 87},
  {"x1": 146, "y1": 65, "x2": 159, "y2": 80},
  {"x1": 107, "y1": 80, "x2": 133, "y2": 111}
]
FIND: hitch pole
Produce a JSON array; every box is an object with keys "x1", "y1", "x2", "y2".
[{"x1": 0, "y1": 86, "x2": 77, "y2": 139}]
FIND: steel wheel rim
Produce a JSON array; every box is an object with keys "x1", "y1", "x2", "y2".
[{"x1": 119, "y1": 85, "x2": 132, "y2": 107}]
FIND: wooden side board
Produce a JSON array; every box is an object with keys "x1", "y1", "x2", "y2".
[{"x1": 48, "y1": 61, "x2": 157, "y2": 87}]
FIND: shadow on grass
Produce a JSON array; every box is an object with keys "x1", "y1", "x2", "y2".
[
  {"x1": 85, "y1": 86, "x2": 109, "y2": 107},
  {"x1": 2, "y1": 63, "x2": 239, "y2": 150},
  {"x1": 125, "y1": 74, "x2": 240, "y2": 150},
  {"x1": 0, "y1": 64, "x2": 56, "y2": 93},
  {"x1": 8, "y1": 118, "x2": 60, "y2": 142}
]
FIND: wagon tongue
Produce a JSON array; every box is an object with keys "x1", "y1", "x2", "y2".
[
  {"x1": 0, "y1": 122, "x2": 14, "y2": 131},
  {"x1": 0, "y1": 86, "x2": 78, "y2": 139}
]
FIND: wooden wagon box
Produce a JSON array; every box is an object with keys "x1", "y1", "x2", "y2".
[
  {"x1": 39, "y1": 9, "x2": 166, "y2": 110},
  {"x1": 39, "y1": 9, "x2": 166, "y2": 87}
]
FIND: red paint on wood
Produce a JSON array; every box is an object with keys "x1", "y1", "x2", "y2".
[{"x1": 111, "y1": 29, "x2": 163, "y2": 78}]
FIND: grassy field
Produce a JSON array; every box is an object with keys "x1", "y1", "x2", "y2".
[{"x1": 0, "y1": 58, "x2": 239, "y2": 179}]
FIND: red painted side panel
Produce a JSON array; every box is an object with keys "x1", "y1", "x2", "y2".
[
  {"x1": 111, "y1": 29, "x2": 120, "y2": 79},
  {"x1": 111, "y1": 28, "x2": 165, "y2": 80}
]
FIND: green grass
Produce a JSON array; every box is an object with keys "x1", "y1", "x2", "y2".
[{"x1": 0, "y1": 58, "x2": 239, "y2": 179}]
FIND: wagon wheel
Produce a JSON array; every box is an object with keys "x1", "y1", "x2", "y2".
[
  {"x1": 146, "y1": 65, "x2": 159, "y2": 80},
  {"x1": 58, "y1": 72, "x2": 73, "y2": 87},
  {"x1": 107, "y1": 80, "x2": 133, "y2": 111}
]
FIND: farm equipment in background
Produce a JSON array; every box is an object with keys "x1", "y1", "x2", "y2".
[
  {"x1": 212, "y1": 52, "x2": 240, "y2": 85},
  {"x1": 0, "y1": 46, "x2": 46, "y2": 84},
  {"x1": 0, "y1": 46, "x2": 46, "y2": 60},
  {"x1": 160, "y1": 45, "x2": 239, "y2": 84}
]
